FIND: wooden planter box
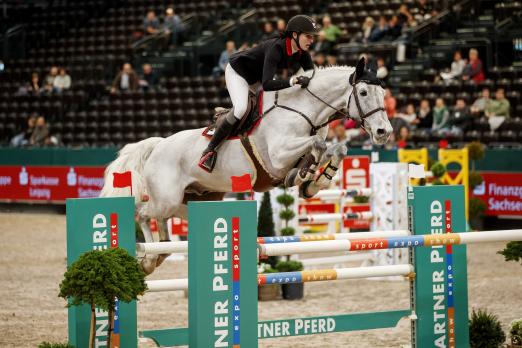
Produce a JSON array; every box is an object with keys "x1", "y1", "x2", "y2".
[{"x1": 258, "y1": 284, "x2": 281, "y2": 301}]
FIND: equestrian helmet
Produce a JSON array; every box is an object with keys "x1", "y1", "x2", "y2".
[{"x1": 285, "y1": 15, "x2": 320, "y2": 35}]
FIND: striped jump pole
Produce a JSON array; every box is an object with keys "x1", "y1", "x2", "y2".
[
  {"x1": 259, "y1": 229, "x2": 522, "y2": 257},
  {"x1": 312, "y1": 188, "x2": 372, "y2": 200},
  {"x1": 144, "y1": 264, "x2": 414, "y2": 292},
  {"x1": 257, "y1": 229, "x2": 409, "y2": 244},
  {"x1": 298, "y1": 211, "x2": 373, "y2": 224}
]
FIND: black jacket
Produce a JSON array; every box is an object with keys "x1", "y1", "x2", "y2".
[{"x1": 229, "y1": 37, "x2": 314, "y2": 91}]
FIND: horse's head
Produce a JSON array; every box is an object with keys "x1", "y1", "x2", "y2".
[{"x1": 347, "y1": 57, "x2": 393, "y2": 145}]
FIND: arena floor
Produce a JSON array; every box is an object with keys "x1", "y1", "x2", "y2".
[{"x1": 1, "y1": 211, "x2": 521, "y2": 348}]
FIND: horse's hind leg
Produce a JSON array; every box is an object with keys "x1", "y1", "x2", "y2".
[
  {"x1": 138, "y1": 213, "x2": 159, "y2": 275},
  {"x1": 155, "y1": 219, "x2": 172, "y2": 267}
]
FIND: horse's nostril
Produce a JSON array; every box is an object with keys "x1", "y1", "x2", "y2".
[{"x1": 377, "y1": 128, "x2": 386, "y2": 135}]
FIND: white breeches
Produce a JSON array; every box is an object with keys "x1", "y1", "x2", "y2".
[{"x1": 225, "y1": 64, "x2": 251, "y2": 119}]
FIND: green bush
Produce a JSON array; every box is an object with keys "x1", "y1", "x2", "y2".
[
  {"x1": 275, "y1": 260, "x2": 304, "y2": 272},
  {"x1": 469, "y1": 308, "x2": 506, "y2": 348},
  {"x1": 469, "y1": 171, "x2": 483, "y2": 190},
  {"x1": 467, "y1": 141, "x2": 485, "y2": 162},
  {"x1": 279, "y1": 209, "x2": 295, "y2": 221},
  {"x1": 469, "y1": 197, "x2": 487, "y2": 219},
  {"x1": 280, "y1": 227, "x2": 296, "y2": 236},
  {"x1": 432, "y1": 178, "x2": 445, "y2": 185},
  {"x1": 38, "y1": 343, "x2": 75, "y2": 348},
  {"x1": 353, "y1": 195, "x2": 369, "y2": 204},
  {"x1": 276, "y1": 194, "x2": 295, "y2": 206},
  {"x1": 498, "y1": 241, "x2": 522, "y2": 264},
  {"x1": 509, "y1": 318, "x2": 522, "y2": 345},
  {"x1": 430, "y1": 162, "x2": 447, "y2": 178}
]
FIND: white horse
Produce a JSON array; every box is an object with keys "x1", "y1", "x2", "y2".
[{"x1": 101, "y1": 58, "x2": 393, "y2": 274}]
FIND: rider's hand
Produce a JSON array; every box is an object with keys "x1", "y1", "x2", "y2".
[{"x1": 295, "y1": 76, "x2": 311, "y2": 89}]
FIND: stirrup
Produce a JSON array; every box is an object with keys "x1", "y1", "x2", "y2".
[{"x1": 198, "y1": 151, "x2": 217, "y2": 173}]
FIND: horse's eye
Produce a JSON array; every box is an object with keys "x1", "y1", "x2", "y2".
[{"x1": 360, "y1": 90, "x2": 367, "y2": 96}]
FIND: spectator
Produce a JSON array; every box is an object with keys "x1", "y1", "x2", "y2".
[
  {"x1": 10, "y1": 114, "x2": 36, "y2": 147},
  {"x1": 398, "y1": 5, "x2": 415, "y2": 27},
  {"x1": 276, "y1": 18, "x2": 286, "y2": 34},
  {"x1": 53, "y1": 68, "x2": 71, "y2": 92},
  {"x1": 139, "y1": 63, "x2": 159, "y2": 91},
  {"x1": 331, "y1": 120, "x2": 347, "y2": 144},
  {"x1": 44, "y1": 66, "x2": 58, "y2": 92},
  {"x1": 396, "y1": 103, "x2": 417, "y2": 125},
  {"x1": 396, "y1": 125, "x2": 411, "y2": 148},
  {"x1": 111, "y1": 62, "x2": 139, "y2": 93},
  {"x1": 432, "y1": 98, "x2": 450, "y2": 131},
  {"x1": 415, "y1": 99, "x2": 433, "y2": 129},
  {"x1": 384, "y1": 88, "x2": 397, "y2": 118},
  {"x1": 312, "y1": 30, "x2": 333, "y2": 55},
  {"x1": 326, "y1": 51, "x2": 338, "y2": 66},
  {"x1": 30, "y1": 116, "x2": 50, "y2": 146},
  {"x1": 387, "y1": 15, "x2": 403, "y2": 39},
  {"x1": 413, "y1": 0, "x2": 434, "y2": 22},
  {"x1": 163, "y1": 7, "x2": 185, "y2": 46},
  {"x1": 376, "y1": 57, "x2": 388, "y2": 81},
  {"x1": 143, "y1": 10, "x2": 160, "y2": 35},
  {"x1": 440, "y1": 51, "x2": 466, "y2": 81},
  {"x1": 462, "y1": 48, "x2": 484, "y2": 84},
  {"x1": 470, "y1": 88, "x2": 491, "y2": 116},
  {"x1": 260, "y1": 21, "x2": 277, "y2": 42},
  {"x1": 443, "y1": 98, "x2": 472, "y2": 135},
  {"x1": 361, "y1": 17, "x2": 375, "y2": 44},
  {"x1": 314, "y1": 52, "x2": 326, "y2": 68},
  {"x1": 485, "y1": 88, "x2": 511, "y2": 131},
  {"x1": 29, "y1": 72, "x2": 41, "y2": 94},
  {"x1": 322, "y1": 15, "x2": 343, "y2": 43},
  {"x1": 213, "y1": 40, "x2": 236, "y2": 77},
  {"x1": 369, "y1": 16, "x2": 388, "y2": 42}
]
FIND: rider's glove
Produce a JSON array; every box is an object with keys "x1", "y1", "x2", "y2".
[{"x1": 295, "y1": 76, "x2": 311, "y2": 89}]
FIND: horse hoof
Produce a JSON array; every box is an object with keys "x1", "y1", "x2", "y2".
[{"x1": 140, "y1": 257, "x2": 157, "y2": 275}]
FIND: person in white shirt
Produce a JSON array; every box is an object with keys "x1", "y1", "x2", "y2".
[
  {"x1": 440, "y1": 50, "x2": 466, "y2": 81},
  {"x1": 53, "y1": 68, "x2": 71, "y2": 91}
]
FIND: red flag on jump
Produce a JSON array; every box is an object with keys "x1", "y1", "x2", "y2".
[
  {"x1": 231, "y1": 174, "x2": 253, "y2": 200},
  {"x1": 113, "y1": 171, "x2": 133, "y2": 195}
]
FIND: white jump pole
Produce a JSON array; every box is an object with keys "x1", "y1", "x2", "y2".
[
  {"x1": 137, "y1": 241, "x2": 188, "y2": 254},
  {"x1": 312, "y1": 188, "x2": 372, "y2": 200},
  {"x1": 259, "y1": 230, "x2": 522, "y2": 257},
  {"x1": 146, "y1": 279, "x2": 188, "y2": 292},
  {"x1": 298, "y1": 211, "x2": 374, "y2": 224}
]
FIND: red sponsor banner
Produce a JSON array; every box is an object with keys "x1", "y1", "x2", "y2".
[
  {"x1": 342, "y1": 156, "x2": 370, "y2": 190},
  {"x1": 343, "y1": 204, "x2": 371, "y2": 230},
  {"x1": 472, "y1": 172, "x2": 522, "y2": 216},
  {"x1": 0, "y1": 165, "x2": 105, "y2": 203},
  {"x1": 170, "y1": 217, "x2": 188, "y2": 236}
]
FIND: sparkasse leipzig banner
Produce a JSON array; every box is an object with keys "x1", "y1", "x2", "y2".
[
  {"x1": 0, "y1": 165, "x2": 105, "y2": 202},
  {"x1": 472, "y1": 172, "x2": 522, "y2": 216}
]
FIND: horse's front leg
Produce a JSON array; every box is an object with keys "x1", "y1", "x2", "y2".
[
  {"x1": 283, "y1": 135, "x2": 327, "y2": 188},
  {"x1": 299, "y1": 143, "x2": 347, "y2": 198}
]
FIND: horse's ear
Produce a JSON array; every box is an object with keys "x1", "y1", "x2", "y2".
[{"x1": 350, "y1": 57, "x2": 366, "y2": 84}]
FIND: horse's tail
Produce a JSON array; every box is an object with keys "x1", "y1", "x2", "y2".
[{"x1": 100, "y1": 137, "x2": 163, "y2": 203}]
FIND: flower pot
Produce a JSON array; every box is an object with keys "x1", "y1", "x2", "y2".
[
  {"x1": 258, "y1": 284, "x2": 281, "y2": 301},
  {"x1": 282, "y1": 283, "x2": 304, "y2": 300}
]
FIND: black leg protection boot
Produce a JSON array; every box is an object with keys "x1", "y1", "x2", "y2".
[{"x1": 199, "y1": 112, "x2": 238, "y2": 173}]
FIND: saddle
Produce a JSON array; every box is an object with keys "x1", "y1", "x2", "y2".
[{"x1": 202, "y1": 92, "x2": 263, "y2": 139}]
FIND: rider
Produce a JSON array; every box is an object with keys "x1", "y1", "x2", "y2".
[{"x1": 199, "y1": 14, "x2": 320, "y2": 172}]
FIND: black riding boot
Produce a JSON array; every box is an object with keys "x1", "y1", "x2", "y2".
[{"x1": 199, "y1": 112, "x2": 238, "y2": 173}]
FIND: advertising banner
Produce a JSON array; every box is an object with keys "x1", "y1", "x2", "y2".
[{"x1": 473, "y1": 172, "x2": 522, "y2": 216}]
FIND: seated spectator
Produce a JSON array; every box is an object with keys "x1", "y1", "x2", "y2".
[
  {"x1": 390, "y1": 115, "x2": 408, "y2": 138},
  {"x1": 441, "y1": 98, "x2": 472, "y2": 136},
  {"x1": 462, "y1": 48, "x2": 484, "y2": 84},
  {"x1": 143, "y1": 10, "x2": 160, "y2": 35},
  {"x1": 44, "y1": 66, "x2": 58, "y2": 93},
  {"x1": 369, "y1": 16, "x2": 388, "y2": 42},
  {"x1": 387, "y1": 15, "x2": 403, "y2": 39},
  {"x1": 485, "y1": 88, "x2": 511, "y2": 131},
  {"x1": 332, "y1": 120, "x2": 347, "y2": 144},
  {"x1": 415, "y1": 99, "x2": 433, "y2": 129},
  {"x1": 432, "y1": 98, "x2": 450, "y2": 131},
  {"x1": 53, "y1": 68, "x2": 71, "y2": 92},
  {"x1": 111, "y1": 63, "x2": 139, "y2": 93},
  {"x1": 396, "y1": 125, "x2": 411, "y2": 148},
  {"x1": 361, "y1": 17, "x2": 375, "y2": 44},
  {"x1": 322, "y1": 15, "x2": 343, "y2": 43},
  {"x1": 30, "y1": 115, "x2": 50, "y2": 147},
  {"x1": 10, "y1": 114, "x2": 37, "y2": 147},
  {"x1": 29, "y1": 72, "x2": 41, "y2": 94},
  {"x1": 139, "y1": 63, "x2": 159, "y2": 91},
  {"x1": 396, "y1": 103, "x2": 417, "y2": 125},
  {"x1": 314, "y1": 52, "x2": 326, "y2": 68},
  {"x1": 163, "y1": 7, "x2": 185, "y2": 46},
  {"x1": 326, "y1": 51, "x2": 338, "y2": 66},
  {"x1": 413, "y1": 0, "x2": 434, "y2": 22},
  {"x1": 276, "y1": 18, "x2": 286, "y2": 34},
  {"x1": 398, "y1": 5, "x2": 416, "y2": 28},
  {"x1": 440, "y1": 51, "x2": 466, "y2": 81},
  {"x1": 384, "y1": 88, "x2": 397, "y2": 118},
  {"x1": 312, "y1": 30, "x2": 333, "y2": 55},
  {"x1": 470, "y1": 88, "x2": 491, "y2": 116},
  {"x1": 376, "y1": 57, "x2": 388, "y2": 81},
  {"x1": 213, "y1": 41, "x2": 236, "y2": 77},
  {"x1": 260, "y1": 21, "x2": 277, "y2": 42}
]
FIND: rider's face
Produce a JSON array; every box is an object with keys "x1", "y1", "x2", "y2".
[{"x1": 298, "y1": 33, "x2": 314, "y2": 51}]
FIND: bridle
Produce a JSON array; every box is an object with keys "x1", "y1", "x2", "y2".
[{"x1": 261, "y1": 68, "x2": 385, "y2": 135}]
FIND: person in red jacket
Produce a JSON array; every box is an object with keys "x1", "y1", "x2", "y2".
[{"x1": 462, "y1": 48, "x2": 484, "y2": 84}]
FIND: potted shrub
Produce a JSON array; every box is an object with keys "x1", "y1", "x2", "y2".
[
  {"x1": 258, "y1": 191, "x2": 279, "y2": 268},
  {"x1": 59, "y1": 248, "x2": 147, "y2": 348},
  {"x1": 469, "y1": 197, "x2": 487, "y2": 230},
  {"x1": 258, "y1": 263, "x2": 281, "y2": 301},
  {"x1": 508, "y1": 319, "x2": 522, "y2": 348},
  {"x1": 467, "y1": 141, "x2": 486, "y2": 230},
  {"x1": 430, "y1": 161, "x2": 447, "y2": 185},
  {"x1": 498, "y1": 241, "x2": 522, "y2": 265},
  {"x1": 469, "y1": 308, "x2": 506, "y2": 348},
  {"x1": 275, "y1": 260, "x2": 304, "y2": 300}
]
